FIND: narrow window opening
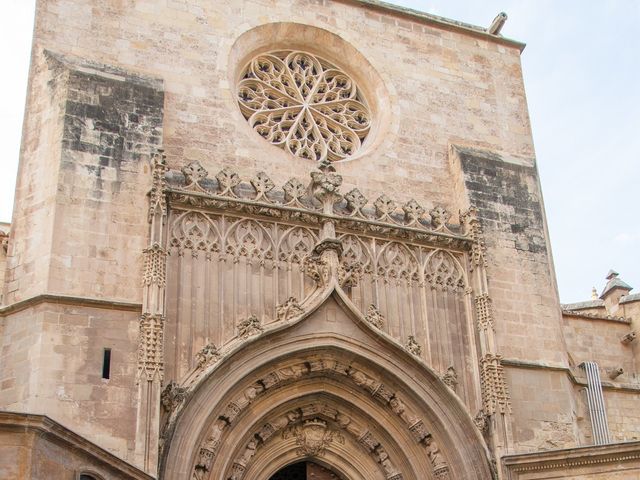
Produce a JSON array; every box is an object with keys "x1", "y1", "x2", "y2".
[{"x1": 102, "y1": 348, "x2": 111, "y2": 379}]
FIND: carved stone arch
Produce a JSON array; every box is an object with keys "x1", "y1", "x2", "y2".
[
  {"x1": 338, "y1": 233, "x2": 373, "y2": 273},
  {"x1": 423, "y1": 249, "x2": 467, "y2": 292},
  {"x1": 375, "y1": 241, "x2": 421, "y2": 285},
  {"x1": 277, "y1": 226, "x2": 318, "y2": 265},
  {"x1": 169, "y1": 210, "x2": 222, "y2": 258},
  {"x1": 224, "y1": 218, "x2": 276, "y2": 264},
  {"x1": 161, "y1": 292, "x2": 493, "y2": 480}
]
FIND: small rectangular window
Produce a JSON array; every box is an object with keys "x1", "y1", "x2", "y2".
[{"x1": 102, "y1": 348, "x2": 111, "y2": 379}]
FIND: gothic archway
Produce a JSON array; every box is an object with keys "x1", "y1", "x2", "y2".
[{"x1": 160, "y1": 290, "x2": 493, "y2": 480}]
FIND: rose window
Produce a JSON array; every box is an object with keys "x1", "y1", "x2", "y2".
[{"x1": 237, "y1": 50, "x2": 371, "y2": 162}]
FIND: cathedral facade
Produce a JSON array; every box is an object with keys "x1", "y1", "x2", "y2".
[{"x1": 0, "y1": 1, "x2": 639, "y2": 479}]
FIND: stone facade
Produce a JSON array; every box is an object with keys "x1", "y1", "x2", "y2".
[{"x1": 0, "y1": 1, "x2": 638, "y2": 479}]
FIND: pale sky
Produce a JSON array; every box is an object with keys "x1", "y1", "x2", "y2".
[{"x1": 1, "y1": 0, "x2": 638, "y2": 303}]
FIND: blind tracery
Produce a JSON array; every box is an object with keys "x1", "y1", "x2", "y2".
[{"x1": 238, "y1": 50, "x2": 371, "y2": 162}]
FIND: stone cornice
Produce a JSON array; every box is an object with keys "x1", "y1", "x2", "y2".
[
  {"x1": 0, "y1": 293, "x2": 142, "y2": 317},
  {"x1": 0, "y1": 411, "x2": 154, "y2": 480},
  {"x1": 346, "y1": 0, "x2": 527, "y2": 52},
  {"x1": 165, "y1": 161, "x2": 476, "y2": 252},
  {"x1": 501, "y1": 358, "x2": 640, "y2": 393},
  {"x1": 503, "y1": 440, "x2": 640, "y2": 477},
  {"x1": 562, "y1": 309, "x2": 630, "y2": 324}
]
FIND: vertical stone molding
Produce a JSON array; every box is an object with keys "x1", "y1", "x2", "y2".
[
  {"x1": 479, "y1": 353, "x2": 511, "y2": 416},
  {"x1": 135, "y1": 148, "x2": 170, "y2": 475}
]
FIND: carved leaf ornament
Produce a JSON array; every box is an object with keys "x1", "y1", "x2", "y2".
[{"x1": 238, "y1": 50, "x2": 371, "y2": 162}]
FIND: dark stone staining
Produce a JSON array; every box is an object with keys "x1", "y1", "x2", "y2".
[
  {"x1": 458, "y1": 148, "x2": 547, "y2": 256},
  {"x1": 61, "y1": 68, "x2": 164, "y2": 197}
]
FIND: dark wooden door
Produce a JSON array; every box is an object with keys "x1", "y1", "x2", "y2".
[{"x1": 269, "y1": 461, "x2": 343, "y2": 480}]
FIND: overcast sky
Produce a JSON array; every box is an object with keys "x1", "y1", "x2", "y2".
[{"x1": 1, "y1": 0, "x2": 638, "y2": 303}]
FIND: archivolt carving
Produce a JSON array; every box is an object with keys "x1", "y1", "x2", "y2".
[
  {"x1": 424, "y1": 250, "x2": 466, "y2": 291},
  {"x1": 169, "y1": 211, "x2": 221, "y2": 259},
  {"x1": 189, "y1": 357, "x2": 455, "y2": 479},
  {"x1": 237, "y1": 50, "x2": 371, "y2": 162}
]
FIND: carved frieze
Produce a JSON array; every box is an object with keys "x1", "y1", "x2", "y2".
[{"x1": 165, "y1": 162, "x2": 474, "y2": 251}]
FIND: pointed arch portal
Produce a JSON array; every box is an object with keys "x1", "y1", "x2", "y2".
[{"x1": 160, "y1": 288, "x2": 493, "y2": 480}]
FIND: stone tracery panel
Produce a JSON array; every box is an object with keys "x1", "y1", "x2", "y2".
[{"x1": 237, "y1": 50, "x2": 371, "y2": 162}]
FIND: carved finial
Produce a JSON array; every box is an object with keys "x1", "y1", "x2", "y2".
[
  {"x1": 403, "y1": 199, "x2": 425, "y2": 225},
  {"x1": 216, "y1": 167, "x2": 240, "y2": 197},
  {"x1": 406, "y1": 335, "x2": 422, "y2": 356},
  {"x1": 429, "y1": 206, "x2": 451, "y2": 230},
  {"x1": 250, "y1": 171, "x2": 275, "y2": 201},
  {"x1": 345, "y1": 188, "x2": 367, "y2": 217},
  {"x1": 591, "y1": 287, "x2": 598, "y2": 300},
  {"x1": 148, "y1": 149, "x2": 169, "y2": 223},
  {"x1": 181, "y1": 160, "x2": 208, "y2": 190}
]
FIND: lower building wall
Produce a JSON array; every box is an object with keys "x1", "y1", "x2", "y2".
[
  {"x1": 0, "y1": 412, "x2": 152, "y2": 480},
  {"x1": 0, "y1": 300, "x2": 141, "y2": 463},
  {"x1": 503, "y1": 441, "x2": 640, "y2": 479}
]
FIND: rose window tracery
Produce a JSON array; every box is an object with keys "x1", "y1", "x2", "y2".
[{"x1": 238, "y1": 50, "x2": 371, "y2": 162}]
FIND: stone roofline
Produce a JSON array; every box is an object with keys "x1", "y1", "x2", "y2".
[{"x1": 350, "y1": 0, "x2": 527, "y2": 51}]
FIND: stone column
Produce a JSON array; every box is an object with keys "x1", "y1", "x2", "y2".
[{"x1": 135, "y1": 151, "x2": 169, "y2": 474}]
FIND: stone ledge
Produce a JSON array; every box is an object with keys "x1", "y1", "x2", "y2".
[
  {"x1": 0, "y1": 411, "x2": 153, "y2": 480},
  {"x1": 347, "y1": 0, "x2": 527, "y2": 51},
  {"x1": 502, "y1": 440, "x2": 640, "y2": 478},
  {"x1": 501, "y1": 358, "x2": 640, "y2": 392},
  {"x1": 0, "y1": 293, "x2": 142, "y2": 317}
]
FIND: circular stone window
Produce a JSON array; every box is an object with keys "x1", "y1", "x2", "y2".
[{"x1": 237, "y1": 50, "x2": 371, "y2": 162}]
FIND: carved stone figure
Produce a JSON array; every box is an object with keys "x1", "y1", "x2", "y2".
[
  {"x1": 195, "y1": 342, "x2": 219, "y2": 368},
  {"x1": 406, "y1": 335, "x2": 422, "y2": 356},
  {"x1": 237, "y1": 314, "x2": 263, "y2": 338},
  {"x1": 276, "y1": 297, "x2": 304, "y2": 322},
  {"x1": 390, "y1": 395, "x2": 417, "y2": 426},
  {"x1": 161, "y1": 381, "x2": 187, "y2": 413},
  {"x1": 441, "y1": 366, "x2": 458, "y2": 391},
  {"x1": 365, "y1": 304, "x2": 385, "y2": 329}
]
